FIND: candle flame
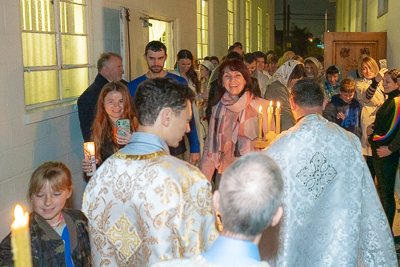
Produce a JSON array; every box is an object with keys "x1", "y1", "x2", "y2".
[
  {"x1": 269, "y1": 101, "x2": 273, "y2": 107},
  {"x1": 258, "y1": 105, "x2": 262, "y2": 113},
  {"x1": 14, "y1": 205, "x2": 23, "y2": 220},
  {"x1": 277, "y1": 101, "x2": 281, "y2": 108},
  {"x1": 84, "y1": 142, "x2": 95, "y2": 155}
]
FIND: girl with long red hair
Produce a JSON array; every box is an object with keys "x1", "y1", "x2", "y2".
[{"x1": 82, "y1": 82, "x2": 137, "y2": 170}]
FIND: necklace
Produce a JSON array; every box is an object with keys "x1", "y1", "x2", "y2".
[{"x1": 50, "y1": 214, "x2": 63, "y2": 228}]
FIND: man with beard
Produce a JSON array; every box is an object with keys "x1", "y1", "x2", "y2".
[{"x1": 127, "y1": 41, "x2": 200, "y2": 165}]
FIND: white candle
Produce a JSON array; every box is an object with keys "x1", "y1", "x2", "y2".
[
  {"x1": 84, "y1": 142, "x2": 96, "y2": 176},
  {"x1": 267, "y1": 101, "x2": 273, "y2": 132},
  {"x1": 275, "y1": 101, "x2": 281, "y2": 134},
  {"x1": 258, "y1": 105, "x2": 263, "y2": 140},
  {"x1": 11, "y1": 205, "x2": 32, "y2": 267}
]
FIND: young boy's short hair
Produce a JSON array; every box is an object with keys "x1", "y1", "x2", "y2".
[
  {"x1": 339, "y1": 78, "x2": 356, "y2": 94},
  {"x1": 27, "y1": 161, "x2": 73, "y2": 200}
]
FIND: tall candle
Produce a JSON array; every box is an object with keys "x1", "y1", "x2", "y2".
[
  {"x1": 84, "y1": 142, "x2": 96, "y2": 176},
  {"x1": 11, "y1": 205, "x2": 32, "y2": 267},
  {"x1": 275, "y1": 101, "x2": 281, "y2": 134},
  {"x1": 258, "y1": 105, "x2": 263, "y2": 140},
  {"x1": 267, "y1": 101, "x2": 273, "y2": 132}
]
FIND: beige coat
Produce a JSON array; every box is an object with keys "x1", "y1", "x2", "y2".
[{"x1": 355, "y1": 80, "x2": 385, "y2": 156}]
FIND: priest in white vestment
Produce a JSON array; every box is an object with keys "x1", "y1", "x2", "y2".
[
  {"x1": 260, "y1": 79, "x2": 397, "y2": 266},
  {"x1": 82, "y1": 78, "x2": 218, "y2": 267},
  {"x1": 152, "y1": 152, "x2": 284, "y2": 267}
]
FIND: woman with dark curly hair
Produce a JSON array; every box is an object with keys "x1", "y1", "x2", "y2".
[{"x1": 201, "y1": 59, "x2": 273, "y2": 188}]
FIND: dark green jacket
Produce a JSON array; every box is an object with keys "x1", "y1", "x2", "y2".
[{"x1": 0, "y1": 209, "x2": 91, "y2": 267}]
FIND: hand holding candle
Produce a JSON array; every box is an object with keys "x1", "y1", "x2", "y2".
[
  {"x1": 83, "y1": 142, "x2": 96, "y2": 176},
  {"x1": 275, "y1": 101, "x2": 281, "y2": 134},
  {"x1": 267, "y1": 101, "x2": 273, "y2": 133},
  {"x1": 11, "y1": 205, "x2": 32, "y2": 267},
  {"x1": 258, "y1": 105, "x2": 263, "y2": 140}
]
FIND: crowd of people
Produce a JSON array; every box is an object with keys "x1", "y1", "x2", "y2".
[{"x1": 0, "y1": 40, "x2": 399, "y2": 266}]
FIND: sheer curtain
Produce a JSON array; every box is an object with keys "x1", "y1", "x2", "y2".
[{"x1": 149, "y1": 19, "x2": 166, "y2": 41}]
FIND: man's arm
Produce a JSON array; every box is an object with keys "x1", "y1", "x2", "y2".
[
  {"x1": 187, "y1": 106, "x2": 200, "y2": 155},
  {"x1": 77, "y1": 94, "x2": 94, "y2": 142}
]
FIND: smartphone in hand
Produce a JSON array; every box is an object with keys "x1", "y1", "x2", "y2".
[
  {"x1": 117, "y1": 119, "x2": 130, "y2": 136},
  {"x1": 379, "y1": 59, "x2": 387, "y2": 69}
]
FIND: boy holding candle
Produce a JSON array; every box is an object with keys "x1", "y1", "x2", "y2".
[{"x1": 0, "y1": 162, "x2": 91, "y2": 267}]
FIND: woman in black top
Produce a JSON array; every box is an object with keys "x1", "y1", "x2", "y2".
[{"x1": 368, "y1": 69, "x2": 400, "y2": 229}]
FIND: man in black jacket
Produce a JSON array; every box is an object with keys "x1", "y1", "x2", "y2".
[{"x1": 77, "y1": 53, "x2": 125, "y2": 142}]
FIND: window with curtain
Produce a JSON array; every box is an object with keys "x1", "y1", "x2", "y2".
[
  {"x1": 21, "y1": 0, "x2": 89, "y2": 107},
  {"x1": 227, "y1": 0, "x2": 234, "y2": 46},
  {"x1": 197, "y1": 0, "x2": 209, "y2": 60},
  {"x1": 257, "y1": 7, "x2": 262, "y2": 51},
  {"x1": 245, "y1": 0, "x2": 251, "y2": 53}
]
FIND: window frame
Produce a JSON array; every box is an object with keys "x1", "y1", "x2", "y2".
[
  {"x1": 21, "y1": 0, "x2": 91, "y2": 110},
  {"x1": 245, "y1": 0, "x2": 251, "y2": 53},
  {"x1": 377, "y1": 0, "x2": 388, "y2": 18},
  {"x1": 196, "y1": 0, "x2": 209, "y2": 60},
  {"x1": 257, "y1": 7, "x2": 262, "y2": 51},
  {"x1": 227, "y1": 0, "x2": 235, "y2": 47}
]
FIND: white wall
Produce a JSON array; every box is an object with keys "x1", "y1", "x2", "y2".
[{"x1": 335, "y1": 0, "x2": 400, "y2": 69}]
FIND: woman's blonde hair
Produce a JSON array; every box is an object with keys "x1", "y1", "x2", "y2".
[
  {"x1": 27, "y1": 161, "x2": 73, "y2": 200},
  {"x1": 358, "y1": 56, "x2": 379, "y2": 78}
]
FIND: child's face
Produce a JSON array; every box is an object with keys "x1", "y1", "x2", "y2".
[
  {"x1": 339, "y1": 91, "x2": 355, "y2": 103},
  {"x1": 31, "y1": 181, "x2": 71, "y2": 226}
]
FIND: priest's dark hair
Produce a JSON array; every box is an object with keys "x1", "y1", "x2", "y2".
[
  {"x1": 219, "y1": 152, "x2": 283, "y2": 240},
  {"x1": 291, "y1": 79, "x2": 325, "y2": 108},
  {"x1": 135, "y1": 78, "x2": 195, "y2": 126}
]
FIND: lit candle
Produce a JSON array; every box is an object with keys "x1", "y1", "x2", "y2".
[
  {"x1": 275, "y1": 101, "x2": 281, "y2": 134},
  {"x1": 84, "y1": 142, "x2": 96, "y2": 176},
  {"x1": 11, "y1": 205, "x2": 32, "y2": 267},
  {"x1": 258, "y1": 105, "x2": 263, "y2": 140},
  {"x1": 267, "y1": 101, "x2": 273, "y2": 132}
]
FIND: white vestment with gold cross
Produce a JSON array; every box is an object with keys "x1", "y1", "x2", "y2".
[{"x1": 82, "y1": 149, "x2": 218, "y2": 267}]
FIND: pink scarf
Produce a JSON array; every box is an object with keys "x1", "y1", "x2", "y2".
[{"x1": 207, "y1": 91, "x2": 258, "y2": 170}]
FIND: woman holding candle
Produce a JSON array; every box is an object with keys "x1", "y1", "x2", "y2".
[
  {"x1": 201, "y1": 59, "x2": 273, "y2": 188},
  {"x1": 0, "y1": 161, "x2": 91, "y2": 266},
  {"x1": 82, "y1": 81, "x2": 137, "y2": 171},
  {"x1": 264, "y1": 60, "x2": 305, "y2": 132}
]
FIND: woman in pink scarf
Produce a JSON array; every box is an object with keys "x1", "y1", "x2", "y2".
[{"x1": 201, "y1": 59, "x2": 274, "y2": 188}]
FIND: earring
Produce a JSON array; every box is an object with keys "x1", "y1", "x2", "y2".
[{"x1": 216, "y1": 211, "x2": 223, "y2": 232}]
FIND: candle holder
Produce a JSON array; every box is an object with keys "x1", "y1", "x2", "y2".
[{"x1": 255, "y1": 131, "x2": 277, "y2": 149}]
